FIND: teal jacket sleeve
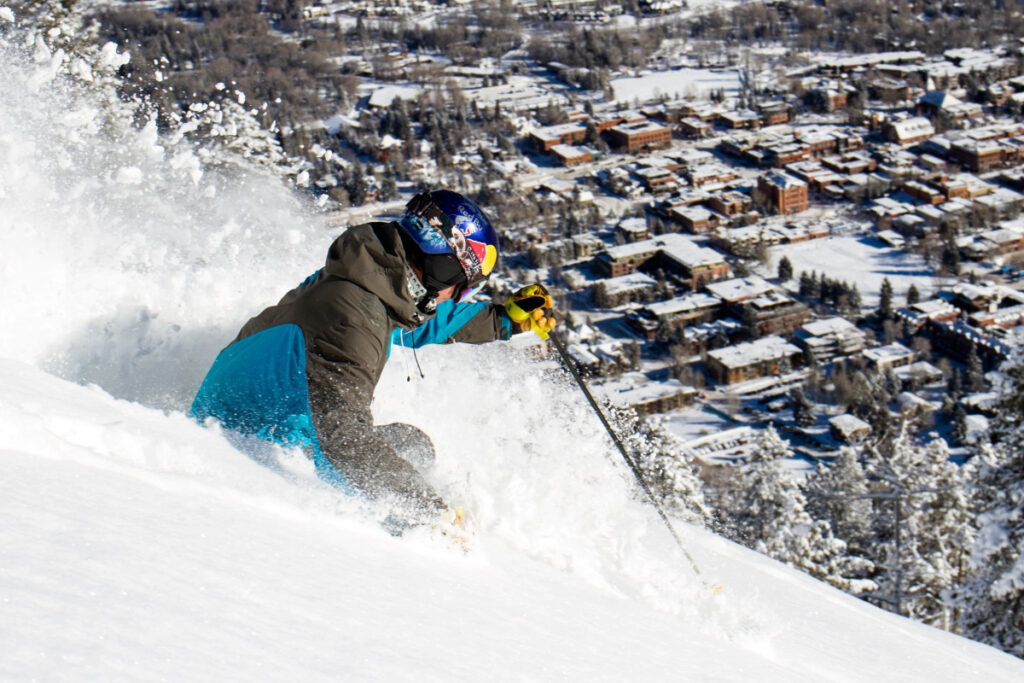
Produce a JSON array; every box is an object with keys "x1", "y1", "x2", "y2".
[{"x1": 391, "y1": 300, "x2": 512, "y2": 350}]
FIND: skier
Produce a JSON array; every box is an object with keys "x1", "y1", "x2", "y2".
[{"x1": 190, "y1": 190, "x2": 557, "y2": 528}]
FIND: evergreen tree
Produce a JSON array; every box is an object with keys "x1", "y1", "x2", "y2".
[
  {"x1": 719, "y1": 426, "x2": 795, "y2": 545},
  {"x1": 804, "y1": 447, "x2": 874, "y2": 550},
  {"x1": 879, "y1": 277, "x2": 894, "y2": 320},
  {"x1": 966, "y1": 345, "x2": 985, "y2": 393},
  {"x1": 346, "y1": 163, "x2": 367, "y2": 206},
  {"x1": 951, "y1": 403, "x2": 970, "y2": 446},
  {"x1": 906, "y1": 283, "x2": 921, "y2": 306},
  {"x1": 790, "y1": 387, "x2": 816, "y2": 428},
  {"x1": 798, "y1": 271, "x2": 812, "y2": 297},
  {"x1": 948, "y1": 368, "x2": 964, "y2": 400},
  {"x1": 722, "y1": 428, "x2": 873, "y2": 592},
  {"x1": 777, "y1": 255, "x2": 793, "y2": 283},
  {"x1": 741, "y1": 305, "x2": 761, "y2": 340},
  {"x1": 960, "y1": 351, "x2": 1024, "y2": 655},
  {"x1": 865, "y1": 425, "x2": 974, "y2": 627},
  {"x1": 941, "y1": 240, "x2": 961, "y2": 275},
  {"x1": 848, "y1": 284, "x2": 863, "y2": 315},
  {"x1": 380, "y1": 173, "x2": 398, "y2": 201},
  {"x1": 808, "y1": 271, "x2": 822, "y2": 300},
  {"x1": 611, "y1": 406, "x2": 710, "y2": 524}
]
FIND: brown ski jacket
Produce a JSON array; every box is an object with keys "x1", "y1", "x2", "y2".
[{"x1": 233, "y1": 221, "x2": 509, "y2": 517}]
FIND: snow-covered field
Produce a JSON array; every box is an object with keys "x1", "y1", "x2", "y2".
[
  {"x1": 2, "y1": 10, "x2": 1023, "y2": 681},
  {"x1": 770, "y1": 234, "x2": 946, "y2": 306},
  {"x1": 611, "y1": 67, "x2": 741, "y2": 103}
]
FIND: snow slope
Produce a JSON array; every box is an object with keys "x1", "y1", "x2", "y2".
[
  {"x1": 4, "y1": 359, "x2": 1023, "y2": 682},
  {"x1": 1, "y1": 10, "x2": 1023, "y2": 682}
]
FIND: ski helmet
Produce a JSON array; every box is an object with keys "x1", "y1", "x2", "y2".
[{"x1": 398, "y1": 190, "x2": 499, "y2": 302}]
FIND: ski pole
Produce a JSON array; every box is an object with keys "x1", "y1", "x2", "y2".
[{"x1": 549, "y1": 331, "x2": 722, "y2": 594}]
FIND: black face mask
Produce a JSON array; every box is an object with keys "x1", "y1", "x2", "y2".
[{"x1": 420, "y1": 252, "x2": 467, "y2": 293}]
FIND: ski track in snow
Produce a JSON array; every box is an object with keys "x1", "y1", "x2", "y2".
[{"x1": 2, "y1": 10, "x2": 1024, "y2": 681}]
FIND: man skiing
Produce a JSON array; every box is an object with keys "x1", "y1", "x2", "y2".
[{"x1": 190, "y1": 190, "x2": 556, "y2": 528}]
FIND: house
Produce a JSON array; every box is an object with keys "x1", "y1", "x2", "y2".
[
  {"x1": 615, "y1": 217, "x2": 650, "y2": 243},
  {"x1": 785, "y1": 160, "x2": 843, "y2": 192},
  {"x1": 877, "y1": 230, "x2": 907, "y2": 248},
  {"x1": 704, "y1": 276, "x2": 775, "y2": 304},
  {"x1": 829, "y1": 414, "x2": 872, "y2": 443},
  {"x1": 895, "y1": 299, "x2": 960, "y2": 329},
  {"x1": 708, "y1": 191, "x2": 753, "y2": 218},
  {"x1": 794, "y1": 317, "x2": 868, "y2": 361},
  {"x1": 894, "y1": 362, "x2": 945, "y2": 388},
  {"x1": 528, "y1": 121, "x2": 588, "y2": 152},
  {"x1": 651, "y1": 233, "x2": 731, "y2": 290},
  {"x1": 822, "y1": 151, "x2": 877, "y2": 175},
  {"x1": 758, "y1": 101, "x2": 794, "y2": 126},
  {"x1": 634, "y1": 292, "x2": 723, "y2": 331},
  {"x1": 603, "y1": 378, "x2": 698, "y2": 417},
  {"x1": 808, "y1": 81, "x2": 852, "y2": 112},
  {"x1": 736, "y1": 291, "x2": 813, "y2": 336},
  {"x1": 592, "y1": 272, "x2": 658, "y2": 308},
  {"x1": 571, "y1": 233, "x2": 605, "y2": 259},
  {"x1": 679, "y1": 117, "x2": 713, "y2": 138},
  {"x1": 594, "y1": 240, "x2": 662, "y2": 277},
  {"x1": 883, "y1": 117, "x2": 936, "y2": 146},
  {"x1": 764, "y1": 142, "x2": 810, "y2": 168},
  {"x1": 709, "y1": 225, "x2": 784, "y2": 256},
  {"x1": 758, "y1": 171, "x2": 809, "y2": 215},
  {"x1": 917, "y1": 204, "x2": 954, "y2": 231},
  {"x1": 670, "y1": 204, "x2": 720, "y2": 233},
  {"x1": 961, "y1": 227, "x2": 1024, "y2": 264},
  {"x1": 706, "y1": 335, "x2": 802, "y2": 385},
  {"x1": 927, "y1": 320, "x2": 1012, "y2": 366},
  {"x1": 634, "y1": 166, "x2": 679, "y2": 194},
  {"x1": 593, "y1": 233, "x2": 729, "y2": 288},
  {"x1": 863, "y1": 342, "x2": 915, "y2": 371},
  {"x1": 550, "y1": 144, "x2": 595, "y2": 166},
  {"x1": 719, "y1": 110, "x2": 762, "y2": 130},
  {"x1": 949, "y1": 139, "x2": 1005, "y2": 172},
  {"x1": 686, "y1": 163, "x2": 739, "y2": 187},
  {"x1": 917, "y1": 90, "x2": 982, "y2": 121},
  {"x1": 868, "y1": 77, "x2": 913, "y2": 102},
  {"x1": 902, "y1": 180, "x2": 944, "y2": 205}
]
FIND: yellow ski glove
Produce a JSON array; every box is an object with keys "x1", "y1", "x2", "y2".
[
  {"x1": 505, "y1": 284, "x2": 557, "y2": 340},
  {"x1": 433, "y1": 505, "x2": 474, "y2": 552}
]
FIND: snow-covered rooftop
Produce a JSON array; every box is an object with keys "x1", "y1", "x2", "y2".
[
  {"x1": 707, "y1": 336, "x2": 801, "y2": 369},
  {"x1": 704, "y1": 276, "x2": 775, "y2": 302},
  {"x1": 800, "y1": 316, "x2": 860, "y2": 337}
]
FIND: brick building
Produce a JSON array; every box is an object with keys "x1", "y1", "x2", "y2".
[
  {"x1": 528, "y1": 121, "x2": 588, "y2": 152},
  {"x1": 607, "y1": 120, "x2": 672, "y2": 153},
  {"x1": 640, "y1": 292, "x2": 722, "y2": 329},
  {"x1": 758, "y1": 171, "x2": 809, "y2": 215},
  {"x1": 706, "y1": 336, "x2": 802, "y2": 385},
  {"x1": 735, "y1": 292, "x2": 813, "y2": 336},
  {"x1": 668, "y1": 204, "x2": 720, "y2": 233},
  {"x1": 550, "y1": 144, "x2": 594, "y2": 166},
  {"x1": 949, "y1": 139, "x2": 1005, "y2": 172},
  {"x1": 679, "y1": 117, "x2": 713, "y2": 138},
  {"x1": 883, "y1": 117, "x2": 935, "y2": 146}
]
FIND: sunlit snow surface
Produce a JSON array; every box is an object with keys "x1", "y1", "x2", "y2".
[{"x1": 1, "y1": 11, "x2": 1023, "y2": 682}]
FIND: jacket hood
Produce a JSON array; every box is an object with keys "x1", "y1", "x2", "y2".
[{"x1": 322, "y1": 221, "x2": 425, "y2": 328}]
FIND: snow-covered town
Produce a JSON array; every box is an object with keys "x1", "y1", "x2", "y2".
[
  {"x1": 5, "y1": 0, "x2": 1024, "y2": 673},
  {"x1": 269, "y1": 9, "x2": 1024, "y2": 470}
]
